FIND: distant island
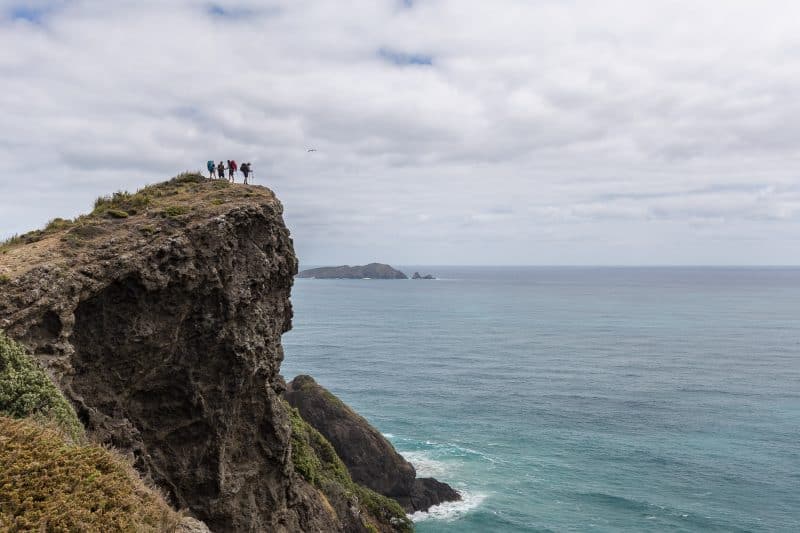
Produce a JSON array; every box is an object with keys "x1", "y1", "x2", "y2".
[
  {"x1": 412, "y1": 272, "x2": 436, "y2": 280},
  {"x1": 297, "y1": 263, "x2": 408, "y2": 279}
]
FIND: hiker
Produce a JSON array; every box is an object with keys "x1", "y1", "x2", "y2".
[
  {"x1": 207, "y1": 160, "x2": 215, "y2": 179},
  {"x1": 229, "y1": 160, "x2": 238, "y2": 182},
  {"x1": 217, "y1": 161, "x2": 225, "y2": 180},
  {"x1": 241, "y1": 162, "x2": 251, "y2": 184}
]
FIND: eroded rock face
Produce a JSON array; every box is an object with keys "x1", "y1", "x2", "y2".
[
  {"x1": 0, "y1": 182, "x2": 356, "y2": 532},
  {"x1": 285, "y1": 375, "x2": 461, "y2": 512}
]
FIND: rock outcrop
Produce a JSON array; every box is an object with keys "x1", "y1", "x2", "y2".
[
  {"x1": 285, "y1": 375, "x2": 461, "y2": 512},
  {"x1": 0, "y1": 175, "x2": 410, "y2": 532},
  {"x1": 297, "y1": 263, "x2": 407, "y2": 279},
  {"x1": 411, "y1": 272, "x2": 436, "y2": 280}
]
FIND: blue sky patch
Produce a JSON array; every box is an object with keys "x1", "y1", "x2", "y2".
[
  {"x1": 379, "y1": 48, "x2": 433, "y2": 66},
  {"x1": 9, "y1": 5, "x2": 47, "y2": 23},
  {"x1": 207, "y1": 3, "x2": 279, "y2": 20}
]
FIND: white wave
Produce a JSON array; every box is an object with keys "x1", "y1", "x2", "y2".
[
  {"x1": 409, "y1": 490, "x2": 487, "y2": 522},
  {"x1": 382, "y1": 432, "x2": 395, "y2": 439},
  {"x1": 400, "y1": 451, "x2": 453, "y2": 478}
]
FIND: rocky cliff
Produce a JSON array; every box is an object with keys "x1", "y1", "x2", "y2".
[
  {"x1": 285, "y1": 376, "x2": 460, "y2": 512},
  {"x1": 0, "y1": 175, "x2": 411, "y2": 532}
]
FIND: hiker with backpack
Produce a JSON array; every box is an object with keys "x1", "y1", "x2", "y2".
[
  {"x1": 241, "y1": 162, "x2": 251, "y2": 184},
  {"x1": 207, "y1": 160, "x2": 216, "y2": 179},
  {"x1": 217, "y1": 161, "x2": 225, "y2": 180},
  {"x1": 229, "y1": 160, "x2": 238, "y2": 182}
]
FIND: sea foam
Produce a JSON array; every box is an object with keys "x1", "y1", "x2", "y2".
[{"x1": 408, "y1": 490, "x2": 487, "y2": 522}]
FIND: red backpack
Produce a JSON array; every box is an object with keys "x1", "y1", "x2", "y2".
[{"x1": 230, "y1": 160, "x2": 237, "y2": 171}]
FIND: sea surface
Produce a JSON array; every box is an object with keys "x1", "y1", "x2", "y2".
[{"x1": 281, "y1": 267, "x2": 800, "y2": 532}]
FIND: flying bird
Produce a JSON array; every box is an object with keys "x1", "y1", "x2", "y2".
[{"x1": 307, "y1": 148, "x2": 317, "y2": 152}]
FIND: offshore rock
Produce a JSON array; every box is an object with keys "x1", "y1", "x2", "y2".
[
  {"x1": 0, "y1": 176, "x2": 404, "y2": 532},
  {"x1": 285, "y1": 375, "x2": 461, "y2": 512}
]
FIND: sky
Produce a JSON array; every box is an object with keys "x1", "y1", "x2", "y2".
[{"x1": 1, "y1": 0, "x2": 799, "y2": 266}]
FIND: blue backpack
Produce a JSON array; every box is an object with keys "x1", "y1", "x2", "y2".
[{"x1": 207, "y1": 160, "x2": 215, "y2": 172}]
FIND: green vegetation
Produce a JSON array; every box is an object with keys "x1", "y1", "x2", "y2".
[
  {"x1": 0, "y1": 275, "x2": 9, "y2": 285},
  {"x1": 161, "y1": 206, "x2": 189, "y2": 218},
  {"x1": 93, "y1": 190, "x2": 151, "y2": 217},
  {"x1": 0, "y1": 331, "x2": 83, "y2": 442},
  {"x1": 1, "y1": 232, "x2": 43, "y2": 251},
  {"x1": 45, "y1": 218, "x2": 74, "y2": 232},
  {"x1": 0, "y1": 416, "x2": 181, "y2": 532},
  {"x1": 170, "y1": 171, "x2": 203, "y2": 185},
  {"x1": 106, "y1": 209, "x2": 130, "y2": 219},
  {"x1": 288, "y1": 404, "x2": 413, "y2": 532}
]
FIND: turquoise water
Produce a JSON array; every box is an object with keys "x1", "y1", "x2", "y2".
[{"x1": 281, "y1": 267, "x2": 800, "y2": 532}]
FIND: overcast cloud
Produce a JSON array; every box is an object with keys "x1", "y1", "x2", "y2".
[{"x1": 1, "y1": 0, "x2": 799, "y2": 265}]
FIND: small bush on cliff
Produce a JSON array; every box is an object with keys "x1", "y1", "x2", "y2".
[
  {"x1": 93, "y1": 190, "x2": 151, "y2": 217},
  {"x1": 0, "y1": 416, "x2": 181, "y2": 532},
  {"x1": 162, "y1": 205, "x2": 189, "y2": 218},
  {"x1": 106, "y1": 208, "x2": 130, "y2": 219},
  {"x1": 0, "y1": 331, "x2": 83, "y2": 442},
  {"x1": 288, "y1": 405, "x2": 413, "y2": 532},
  {"x1": 169, "y1": 172, "x2": 204, "y2": 185},
  {"x1": 45, "y1": 217, "x2": 74, "y2": 232}
]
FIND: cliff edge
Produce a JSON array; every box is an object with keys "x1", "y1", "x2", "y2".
[{"x1": 0, "y1": 174, "x2": 410, "y2": 532}]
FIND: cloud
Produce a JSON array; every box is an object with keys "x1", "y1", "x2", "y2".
[{"x1": 1, "y1": 0, "x2": 799, "y2": 264}]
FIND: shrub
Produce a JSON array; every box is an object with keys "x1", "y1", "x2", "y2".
[
  {"x1": 162, "y1": 206, "x2": 189, "y2": 218},
  {"x1": 0, "y1": 331, "x2": 83, "y2": 442},
  {"x1": 93, "y1": 190, "x2": 151, "y2": 217},
  {"x1": 45, "y1": 218, "x2": 73, "y2": 232},
  {"x1": 0, "y1": 275, "x2": 9, "y2": 285},
  {"x1": 170, "y1": 172, "x2": 204, "y2": 185},
  {"x1": 0, "y1": 416, "x2": 181, "y2": 532},
  {"x1": 106, "y1": 209, "x2": 130, "y2": 219}
]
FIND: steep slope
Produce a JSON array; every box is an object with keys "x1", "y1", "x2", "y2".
[
  {"x1": 0, "y1": 174, "x2": 407, "y2": 532},
  {"x1": 285, "y1": 375, "x2": 461, "y2": 512}
]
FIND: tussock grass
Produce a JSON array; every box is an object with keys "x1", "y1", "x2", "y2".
[{"x1": 0, "y1": 416, "x2": 181, "y2": 532}]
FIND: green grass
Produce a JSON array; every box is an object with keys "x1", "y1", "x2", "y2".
[
  {"x1": 106, "y1": 209, "x2": 130, "y2": 219},
  {"x1": 0, "y1": 331, "x2": 83, "y2": 442},
  {"x1": 288, "y1": 404, "x2": 413, "y2": 532},
  {"x1": 161, "y1": 206, "x2": 189, "y2": 218},
  {"x1": 92, "y1": 191, "x2": 151, "y2": 217},
  {"x1": 45, "y1": 218, "x2": 74, "y2": 232}
]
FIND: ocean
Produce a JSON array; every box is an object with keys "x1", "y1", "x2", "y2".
[{"x1": 280, "y1": 267, "x2": 800, "y2": 532}]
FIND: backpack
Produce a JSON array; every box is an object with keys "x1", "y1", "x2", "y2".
[
  {"x1": 207, "y1": 160, "x2": 214, "y2": 171},
  {"x1": 230, "y1": 160, "x2": 237, "y2": 171}
]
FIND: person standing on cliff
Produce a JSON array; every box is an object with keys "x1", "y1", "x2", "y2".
[
  {"x1": 229, "y1": 160, "x2": 238, "y2": 182},
  {"x1": 241, "y1": 162, "x2": 251, "y2": 184},
  {"x1": 217, "y1": 161, "x2": 225, "y2": 181},
  {"x1": 207, "y1": 160, "x2": 216, "y2": 179}
]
